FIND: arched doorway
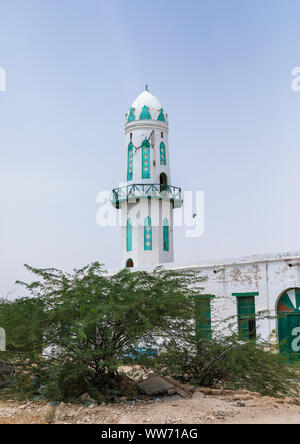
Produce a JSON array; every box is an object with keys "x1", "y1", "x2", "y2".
[
  {"x1": 277, "y1": 288, "x2": 300, "y2": 361},
  {"x1": 126, "y1": 259, "x2": 134, "y2": 268},
  {"x1": 160, "y1": 173, "x2": 168, "y2": 191}
]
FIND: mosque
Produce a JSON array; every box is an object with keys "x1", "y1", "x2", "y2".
[{"x1": 110, "y1": 89, "x2": 300, "y2": 359}]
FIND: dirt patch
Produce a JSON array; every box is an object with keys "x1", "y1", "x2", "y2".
[{"x1": 1, "y1": 390, "x2": 300, "y2": 424}]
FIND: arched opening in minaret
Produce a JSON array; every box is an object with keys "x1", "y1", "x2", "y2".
[
  {"x1": 160, "y1": 173, "x2": 168, "y2": 191},
  {"x1": 126, "y1": 259, "x2": 134, "y2": 268}
]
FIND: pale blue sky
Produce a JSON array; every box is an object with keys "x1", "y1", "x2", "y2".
[{"x1": 1, "y1": 0, "x2": 300, "y2": 297}]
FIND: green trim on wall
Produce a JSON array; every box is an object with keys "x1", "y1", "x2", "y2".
[
  {"x1": 189, "y1": 294, "x2": 215, "y2": 299},
  {"x1": 126, "y1": 218, "x2": 132, "y2": 252},
  {"x1": 127, "y1": 142, "x2": 133, "y2": 181},
  {"x1": 157, "y1": 108, "x2": 166, "y2": 122},
  {"x1": 232, "y1": 292, "x2": 259, "y2": 297},
  {"x1": 163, "y1": 218, "x2": 169, "y2": 252},
  {"x1": 160, "y1": 142, "x2": 166, "y2": 165},
  {"x1": 201, "y1": 294, "x2": 216, "y2": 299},
  {"x1": 128, "y1": 107, "x2": 135, "y2": 122}
]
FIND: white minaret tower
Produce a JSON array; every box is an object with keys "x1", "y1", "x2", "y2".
[{"x1": 111, "y1": 88, "x2": 182, "y2": 268}]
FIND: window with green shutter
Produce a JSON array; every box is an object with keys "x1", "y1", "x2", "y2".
[
  {"x1": 235, "y1": 294, "x2": 257, "y2": 340},
  {"x1": 195, "y1": 296, "x2": 212, "y2": 339}
]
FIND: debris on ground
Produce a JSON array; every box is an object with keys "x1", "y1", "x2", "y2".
[
  {"x1": 137, "y1": 374, "x2": 194, "y2": 398},
  {"x1": 1, "y1": 370, "x2": 300, "y2": 424},
  {"x1": 0, "y1": 388, "x2": 300, "y2": 424},
  {"x1": 0, "y1": 361, "x2": 17, "y2": 382},
  {"x1": 137, "y1": 374, "x2": 176, "y2": 396}
]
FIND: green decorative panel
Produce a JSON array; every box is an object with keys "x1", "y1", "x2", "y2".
[
  {"x1": 144, "y1": 217, "x2": 152, "y2": 251},
  {"x1": 157, "y1": 108, "x2": 166, "y2": 122},
  {"x1": 160, "y1": 142, "x2": 166, "y2": 165},
  {"x1": 139, "y1": 105, "x2": 152, "y2": 120},
  {"x1": 127, "y1": 142, "x2": 133, "y2": 181},
  {"x1": 237, "y1": 296, "x2": 256, "y2": 340},
  {"x1": 142, "y1": 139, "x2": 150, "y2": 179},
  {"x1": 126, "y1": 218, "x2": 132, "y2": 252},
  {"x1": 195, "y1": 297, "x2": 212, "y2": 339},
  {"x1": 128, "y1": 107, "x2": 135, "y2": 123},
  {"x1": 277, "y1": 289, "x2": 300, "y2": 361},
  {"x1": 277, "y1": 289, "x2": 300, "y2": 314},
  {"x1": 163, "y1": 218, "x2": 169, "y2": 251}
]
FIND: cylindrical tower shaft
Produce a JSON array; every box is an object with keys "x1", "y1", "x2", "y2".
[{"x1": 111, "y1": 89, "x2": 182, "y2": 268}]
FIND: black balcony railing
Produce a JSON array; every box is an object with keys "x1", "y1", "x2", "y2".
[{"x1": 110, "y1": 183, "x2": 183, "y2": 209}]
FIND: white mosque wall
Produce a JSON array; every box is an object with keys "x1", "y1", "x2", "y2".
[
  {"x1": 120, "y1": 251, "x2": 300, "y2": 342},
  {"x1": 169, "y1": 251, "x2": 300, "y2": 341}
]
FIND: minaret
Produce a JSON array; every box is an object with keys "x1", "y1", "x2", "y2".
[{"x1": 111, "y1": 89, "x2": 182, "y2": 268}]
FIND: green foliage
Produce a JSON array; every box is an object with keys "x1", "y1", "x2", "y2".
[
  {"x1": 1, "y1": 263, "x2": 204, "y2": 402},
  {"x1": 146, "y1": 322, "x2": 299, "y2": 398},
  {"x1": 1, "y1": 262, "x2": 297, "y2": 401},
  {"x1": 0, "y1": 297, "x2": 45, "y2": 359}
]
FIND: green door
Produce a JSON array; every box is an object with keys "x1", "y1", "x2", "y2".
[
  {"x1": 277, "y1": 289, "x2": 300, "y2": 362},
  {"x1": 194, "y1": 296, "x2": 213, "y2": 339}
]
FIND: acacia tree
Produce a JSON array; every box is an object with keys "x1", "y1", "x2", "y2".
[
  {"x1": 0, "y1": 296, "x2": 45, "y2": 358},
  {"x1": 9, "y1": 263, "x2": 205, "y2": 401},
  {"x1": 1, "y1": 262, "x2": 296, "y2": 401},
  {"x1": 144, "y1": 310, "x2": 299, "y2": 398}
]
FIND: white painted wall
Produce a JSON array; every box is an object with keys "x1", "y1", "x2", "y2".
[
  {"x1": 167, "y1": 251, "x2": 300, "y2": 342},
  {"x1": 121, "y1": 198, "x2": 174, "y2": 268},
  {"x1": 124, "y1": 121, "x2": 170, "y2": 185},
  {"x1": 116, "y1": 251, "x2": 300, "y2": 343}
]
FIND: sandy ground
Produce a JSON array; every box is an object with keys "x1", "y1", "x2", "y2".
[{"x1": 1, "y1": 389, "x2": 300, "y2": 424}]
